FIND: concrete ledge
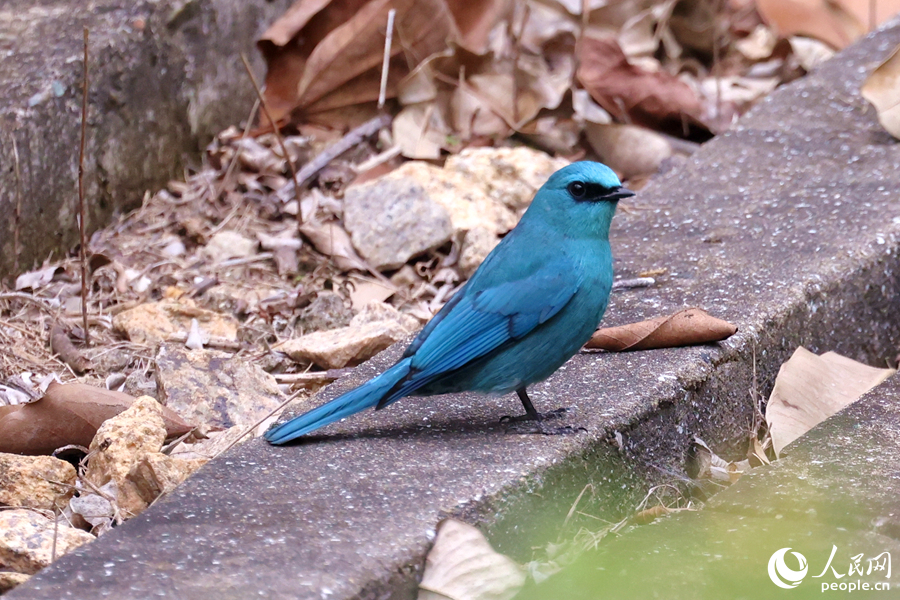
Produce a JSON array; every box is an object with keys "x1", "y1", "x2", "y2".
[
  {"x1": 9, "y1": 22, "x2": 900, "y2": 600},
  {"x1": 0, "y1": 0, "x2": 292, "y2": 277}
]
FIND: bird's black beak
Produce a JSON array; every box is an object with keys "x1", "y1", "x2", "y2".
[{"x1": 606, "y1": 186, "x2": 636, "y2": 201}]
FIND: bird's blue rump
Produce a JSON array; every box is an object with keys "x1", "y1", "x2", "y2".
[{"x1": 266, "y1": 161, "x2": 631, "y2": 444}]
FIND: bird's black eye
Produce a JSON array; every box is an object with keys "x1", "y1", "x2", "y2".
[{"x1": 567, "y1": 181, "x2": 586, "y2": 198}]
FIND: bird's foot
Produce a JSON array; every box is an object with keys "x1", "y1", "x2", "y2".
[
  {"x1": 500, "y1": 408, "x2": 586, "y2": 435},
  {"x1": 499, "y1": 406, "x2": 568, "y2": 424}
]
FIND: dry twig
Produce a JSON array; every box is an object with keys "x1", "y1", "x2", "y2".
[{"x1": 239, "y1": 52, "x2": 304, "y2": 216}]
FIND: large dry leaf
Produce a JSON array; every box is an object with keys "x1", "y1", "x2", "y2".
[
  {"x1": 861, "y1": 43, "x2": 900, "y2": 139},
  {"x1": 766, "y1": 347, "x2": 895, "y2": 456},
  {"x1": 755, "y1": 0, "x2": 863, "y2": 49},
  {"x1": 584, "y1": 123, "x2": 672, "y2": 179},
  {"x1": 258, "y1": 0, "x2": 511, "y2": 123},
  {"x1": 576, "y1": 36, "x2": 707, "y2": 136},
  {"x1": 418, "y1": 519, "x2": 525, "y2": 600},
  {"x1": 299, "y1": 220, "x2": 369, "y2": 271},
  {"x1": 394, "y1": 102, "x2": 450, "y2": 159},
  {"x1": 0, "y1": 383, "x2": 194, "y2": 455},
  {"x1": 586, "y1": 308, "x2": 737, "y2": 351}
]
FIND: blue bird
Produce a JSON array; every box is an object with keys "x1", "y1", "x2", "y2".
[{"x1": 266, "y1": 161, "x2": 632, "y2": 444}]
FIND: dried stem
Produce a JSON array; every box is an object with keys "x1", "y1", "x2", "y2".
[
  {"x1": 78, "y1": 27, "x2": 90, "y2": 345},
  {"x1": 276, "y1": 113, "x2": 392, "y2": 202},
  {"x1": 11, "y1": 135, "x2": 22, "y2": 274},
  {"x1": 378, "y1": 9, "x2": 396, "y2": 109},
  {"x1": 239, "y1": 52, "x2": 304, "y2": 219}
]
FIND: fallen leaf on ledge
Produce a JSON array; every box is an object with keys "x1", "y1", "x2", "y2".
[
  {"x1": 418, "y1": 519, "x2": 525, "y2": 600},
  {"x1": 765, "y1": 347, "x2": 895, "y2": 456},
  {"x1": 586, "y1": 308, "x2": 737, "y2": 351}
]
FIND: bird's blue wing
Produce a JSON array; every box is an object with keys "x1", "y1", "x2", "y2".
[
  {"x1": 402, "y1": 283, "x2": 468, "y2": 359},
  {"x1": 379, "y1": 256, "x2": 581, "y2": 407}
]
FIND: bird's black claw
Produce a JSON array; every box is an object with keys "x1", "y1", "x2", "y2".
[
  {"x1": 499, "y1": 406, "x2": 569, "y2": 425},
  {"x1": 500, "y1": 407, "x2": 585, "y2": 435}
]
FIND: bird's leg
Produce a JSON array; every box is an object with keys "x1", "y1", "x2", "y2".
[{"x1": 500, "y1": 388, "x2": 582, "y2": 435}]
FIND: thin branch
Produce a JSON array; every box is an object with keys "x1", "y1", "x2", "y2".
[
  {"x1": 239, "y1": 52, "x2": 304, "y2": 219},
  {"x1": 11, "y1": 135, "x2": 22, "y2": 274},
  {"x1": 378, "y1": 9, "x2": 396, "y2": 109},
  {"x1": 78, "y1": 27, "x2": 90, "y2": 345},
  {"x1": 277, "y1": 113, "x2": 392, "y2": 203}
]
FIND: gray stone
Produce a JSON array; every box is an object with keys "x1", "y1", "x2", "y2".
[
  {"x1": 296, "y1": 291, "x2": 353, "y2": 333},
  {"x1": 350, "y1": 301, "x2": 421, "y2": 333},
  {"x1": 0, "y1": 0, "x2": 294, "y2": 277},
  {"x1": 344, "y1": 178, "x2": 453, "y2": 270},
  {"x1": 458, "y1": 226, "x2": 500, "y2": 278},
  {"x1": 8, "y1": 22, "x2": 900, "y2": 600},
  {"x1": 155, "y1": 345, "x2": 282, "y2": 430},
  {"x1": 276, "y1": 319, "x2": 411, "y2": 370},
  {"x1": 0, "y1": 510, "x2": 94, "y2": 575}
]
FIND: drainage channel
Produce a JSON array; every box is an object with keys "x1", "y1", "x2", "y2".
[{"x1": 8, "y1": 20, "x2": 900, "y2": 600}]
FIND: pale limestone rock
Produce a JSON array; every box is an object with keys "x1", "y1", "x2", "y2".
[
  {"x1": 0, "y1": 510, "x2": 94, "y2": 574},
  {"x1": 203, "y1": 230, "x2": 257, "y2": 262},
  {"x1": 277, "y1": 320, "x2": 410, "y2": 369},
  {"x1": 84, "y1": 397, "x2": 167, "y2": 518},
  {"x1": 127, "y1": 453, "x2": 207, "y2": 506},
  {"x1": 344, "y1": 177, "x2": 453, "y2": 270},
  {"x1": 154, "y1": 345, "x2": 283, "y2": 429},
  {"x1": 444, "y1": 146, "x2": 569, "y2": 211},
  {"x1": 112, "y1": 300, "x2": 238, "y2": 345},
  {"x1": 383, "y1": 162, "x2": 518, "y2": 235},
  {"x1": 458, "y1": 226, "x2": 501, "y2": 278},
  {"x1": 350, "y1": 301, "x2": 421, "y2": 333},
  {"x1": 0, "y1": 571, "x2": 30, "y2": 594},
  {"x1": 0, "y1": 453, "x2": 76, "y2": 511}
]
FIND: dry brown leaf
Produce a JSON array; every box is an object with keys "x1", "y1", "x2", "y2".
[
  {"x1": 299, "y1": 220, "x2": 368, "y2": 271},
  {"x1": 755, "y1": 0, "x2": 863, "y2": 49},
  {"x1": 633, "y1": 504, "x2": 674, "y2": 525},
  {"x1": 690, "y1": 436, "x2": 748, "y2": 484},
  {"x1": 49, "y1": 323, "x2": 91, "y2": 374},
  {"x1": 586, "y1": 308, "x2": 737, "y2": 351},
  {"x1": 393, "y1": 102, "x2": 450, "y2": 159},
  {"x1": 838, "y1": 0, "x2": 900, "y2": 31},
  {"x1": 584, "y1": 123, "x2": 673, "y2": 179},
  {"x1": 418, "y1": 519, "x2": 525, "y2": 600},
  {"x1": 576, "y1": 36, "x2": 708, "y2": 136},
  {"x1": 861, "y1": 43, "x2": 900, "y2": 139},
  {"x1": 348, "y1": 280, "x2": 396, "y2": 310},
  {"x1": 258, "y1": 0, "x2": 510, "y2": 123},
  {"x1": 14, "y1": 265, "x2": 65, "y2": 291},
  {"x1": 0, "y1": 383, "x2": 194, "y2": 455},
  {"x1": 766, "y1": 347, "x2": 895, "y2": 456}
]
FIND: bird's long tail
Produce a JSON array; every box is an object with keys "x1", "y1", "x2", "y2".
[{"x1": 265, "y1": 358, "x2": 413, "y2": 444}]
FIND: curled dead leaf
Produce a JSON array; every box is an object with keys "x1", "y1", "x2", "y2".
[
  {"x1": 258, "y1": 0, "x2": 510, "y2": 124},
  {"x1": 586, "y1": 308, "x2": 737, "y2": 351},
  {"x1": 765, "y1": 347, "x2": 895, "y2": 456},
  {"x1": 299, "y1": 220, "x2": 369, "y2": 271},
  {"x1": 418, "y1": 519, "x2": 525, "y2": 600},
  {"x1": 0, "y1": 382, "x2": 194, "y2": 455},
  {"x1": 756, "y1": 0, "x2": 863, "y2": 50},
  {"x1": 49, "y1": 323, "x2": 91, "y2": 374},
  {"x1": 576, "y1": 36, "x2": 708, "y2": 137}
]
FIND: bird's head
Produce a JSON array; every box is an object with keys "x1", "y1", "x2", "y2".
[{"x1": 524, "y1": 161, "x2": 633, "y2": 239}]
